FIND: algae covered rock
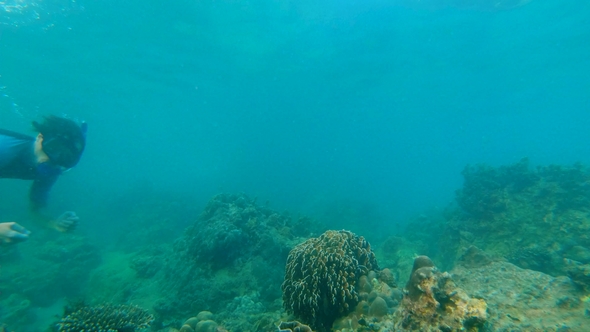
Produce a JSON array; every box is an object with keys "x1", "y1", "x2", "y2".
[
  {"x1": 404, "y1": 255, "x2": 436, "y2": 301},
  {"x1": 393, "y1": 255, "x2": 487, "y2": 331},
  {"x1": 0, "y1": 233, "x2": 101, "y2": 320},
  {"x1": 565, "y1": 259, "x2": 590, "y2": 292},
  {"x1": 329, "y1": 255, "x2": 484, "y2": 332},
  {"x1": 129, "y1": 246, "x2": 166, "y2": 279},
  {"x1": 452, "y1": 253, "x2": 590, "y2": 331},
  {"x1": 175, "y1": 193, "x2": 311, "y2": 269},
  {"x1": 440, "y1": 159, "x2": 590, "y2": 277}
]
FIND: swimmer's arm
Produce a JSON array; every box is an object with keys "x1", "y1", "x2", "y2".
[
  {"x1": 29, "y1": 208, "x2": 62, "y2": 231},
  {"x1": 29, "y1": 173, "x2": 62, "y2": 231},
  {"x1": 29, "y1": 169, "x2": 79, "y2": 232}
]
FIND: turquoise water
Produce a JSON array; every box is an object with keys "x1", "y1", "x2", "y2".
[
  {"x1": 1, "y1": 0, "x2": 588, "y2": 225},
  {"x1": 1, "y1": 0, "x2": 590, "y2": 330}
]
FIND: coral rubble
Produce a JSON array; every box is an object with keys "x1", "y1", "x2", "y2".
[
  {"x1": 282, "y1": 229, "x2": 379, "y2": 331},
  {"x1": 57, "y1": 303, "x2": 153, "y2": 332}
]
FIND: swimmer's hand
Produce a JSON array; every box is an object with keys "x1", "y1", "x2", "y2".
[
  {"x1": 53, "y1": 211, "x2": 79, "y2": 232},
  {"x1": 0, "y1": 222, "x2": 31, "y2": 244}
]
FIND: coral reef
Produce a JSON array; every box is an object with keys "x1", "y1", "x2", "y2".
[
  {"x1": 156, "y1": 193, "x2": 319, "y2": 324},
  {"x1": 456, "y1": 158, "x2": 538, "y2": 219},
  {"x1": 57, "y1": 303, "x2": 153, "y2": 332},
  {"x1": 332, "y1": 249, "x2": 590, "y2": 332},
  {"x1": 174, "y1": 193, "x2": 319, "y2": 269},
  {"x1": 174, "y1": 311, "x2": 226, "y2": 332},
  {"x1": 215, "y1": 293, "x2": 279, "y2": 331},
  {"x1": 129, "y1": 247, "x2": 166, "y2": 279},
  {"x1": 393, "y1": 255, "x2": 487, "y2": 331},
  {"x1": 11, "y1": 172, "x2": 590, "y2": 332},
  {"x1": 437, "y1": 159, "x2": 590, "y2": 278},
  {"x1": 329, "y1": 270, "x2": 403, "y2": 331},
  {"x1": 5, "y1": 158, "x2": 590, "y2": 332},
  {"x1": 281, "y1": 229, "x2": 379, "y2": 332}
]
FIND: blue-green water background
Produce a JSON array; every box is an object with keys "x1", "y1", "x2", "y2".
[{"x1": 1, "y1": 0, "x2": 589, "y2": 241}]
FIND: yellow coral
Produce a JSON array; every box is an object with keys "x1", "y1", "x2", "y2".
[{"x1": 394, "y1": 256, "x2": 487, "y2": 331}]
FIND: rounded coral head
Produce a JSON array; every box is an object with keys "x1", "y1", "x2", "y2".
[
  {"x1": 282, "y1": 230, "x2": 379, "y2": 331},
  {"x1": 411, "y1": 256, "x2": 435, "y2": 273}
]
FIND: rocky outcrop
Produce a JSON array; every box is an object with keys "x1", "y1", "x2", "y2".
[
  {"x1": 393, "y1": 256, "x2": 487, "y2": 332},
  {"x1": 453, "y1": 249, "x2": 589, "y2": 331}
]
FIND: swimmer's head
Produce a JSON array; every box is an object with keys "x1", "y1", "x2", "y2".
[{"x1": 33, "y1": 115, "x2": 87, "y2": 168}]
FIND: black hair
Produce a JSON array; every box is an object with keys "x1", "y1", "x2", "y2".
[{"x1": 32, "y1": 115, "x2": 87, "y2": 168}]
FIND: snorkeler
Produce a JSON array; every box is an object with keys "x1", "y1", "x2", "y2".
[{"x1": 0, "y1": 115, "x2": 87, "y2": 243}]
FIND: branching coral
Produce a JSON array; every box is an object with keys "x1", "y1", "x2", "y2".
[
  {"x1": 282, "y1": 230, "x2": 378, "y2": 332},
  {"x1": 57, "y1": 303, "x2": 153, "y2": 332}
]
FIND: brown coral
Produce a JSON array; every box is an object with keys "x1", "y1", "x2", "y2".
[
  {"x1": 281, "y1": 230, "x2": 379, "y2": 332},
  {"x1": 57, "y1": 303, "x2": 153, "y2": 332},
  {"x1": 378, "y1": 268, "x2": 396, "y2": 288},
  {"x1": 179, "y1": 324, "x2": 194, "y2": 332},
  {"x1": 368, "y1": 296, "x2": 388, "y2": 318},
  {"x1": 278, "y1": 321, "x2": 313, "y2": 332},
  {"x1": 405, "y1": 255, "x2": 436, "y2": 301}
]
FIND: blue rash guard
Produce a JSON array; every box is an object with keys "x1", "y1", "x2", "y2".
[{"x1": 0, "y1": 129, "x2": 62, "y2": 212}]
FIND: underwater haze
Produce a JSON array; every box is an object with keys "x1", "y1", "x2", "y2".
[
  {"x1": 2, "y1": 0, "x2": 590, "y2": 229},
  {"x1": 2, "y1": 0, "x2": 590, "y2": 331}
]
